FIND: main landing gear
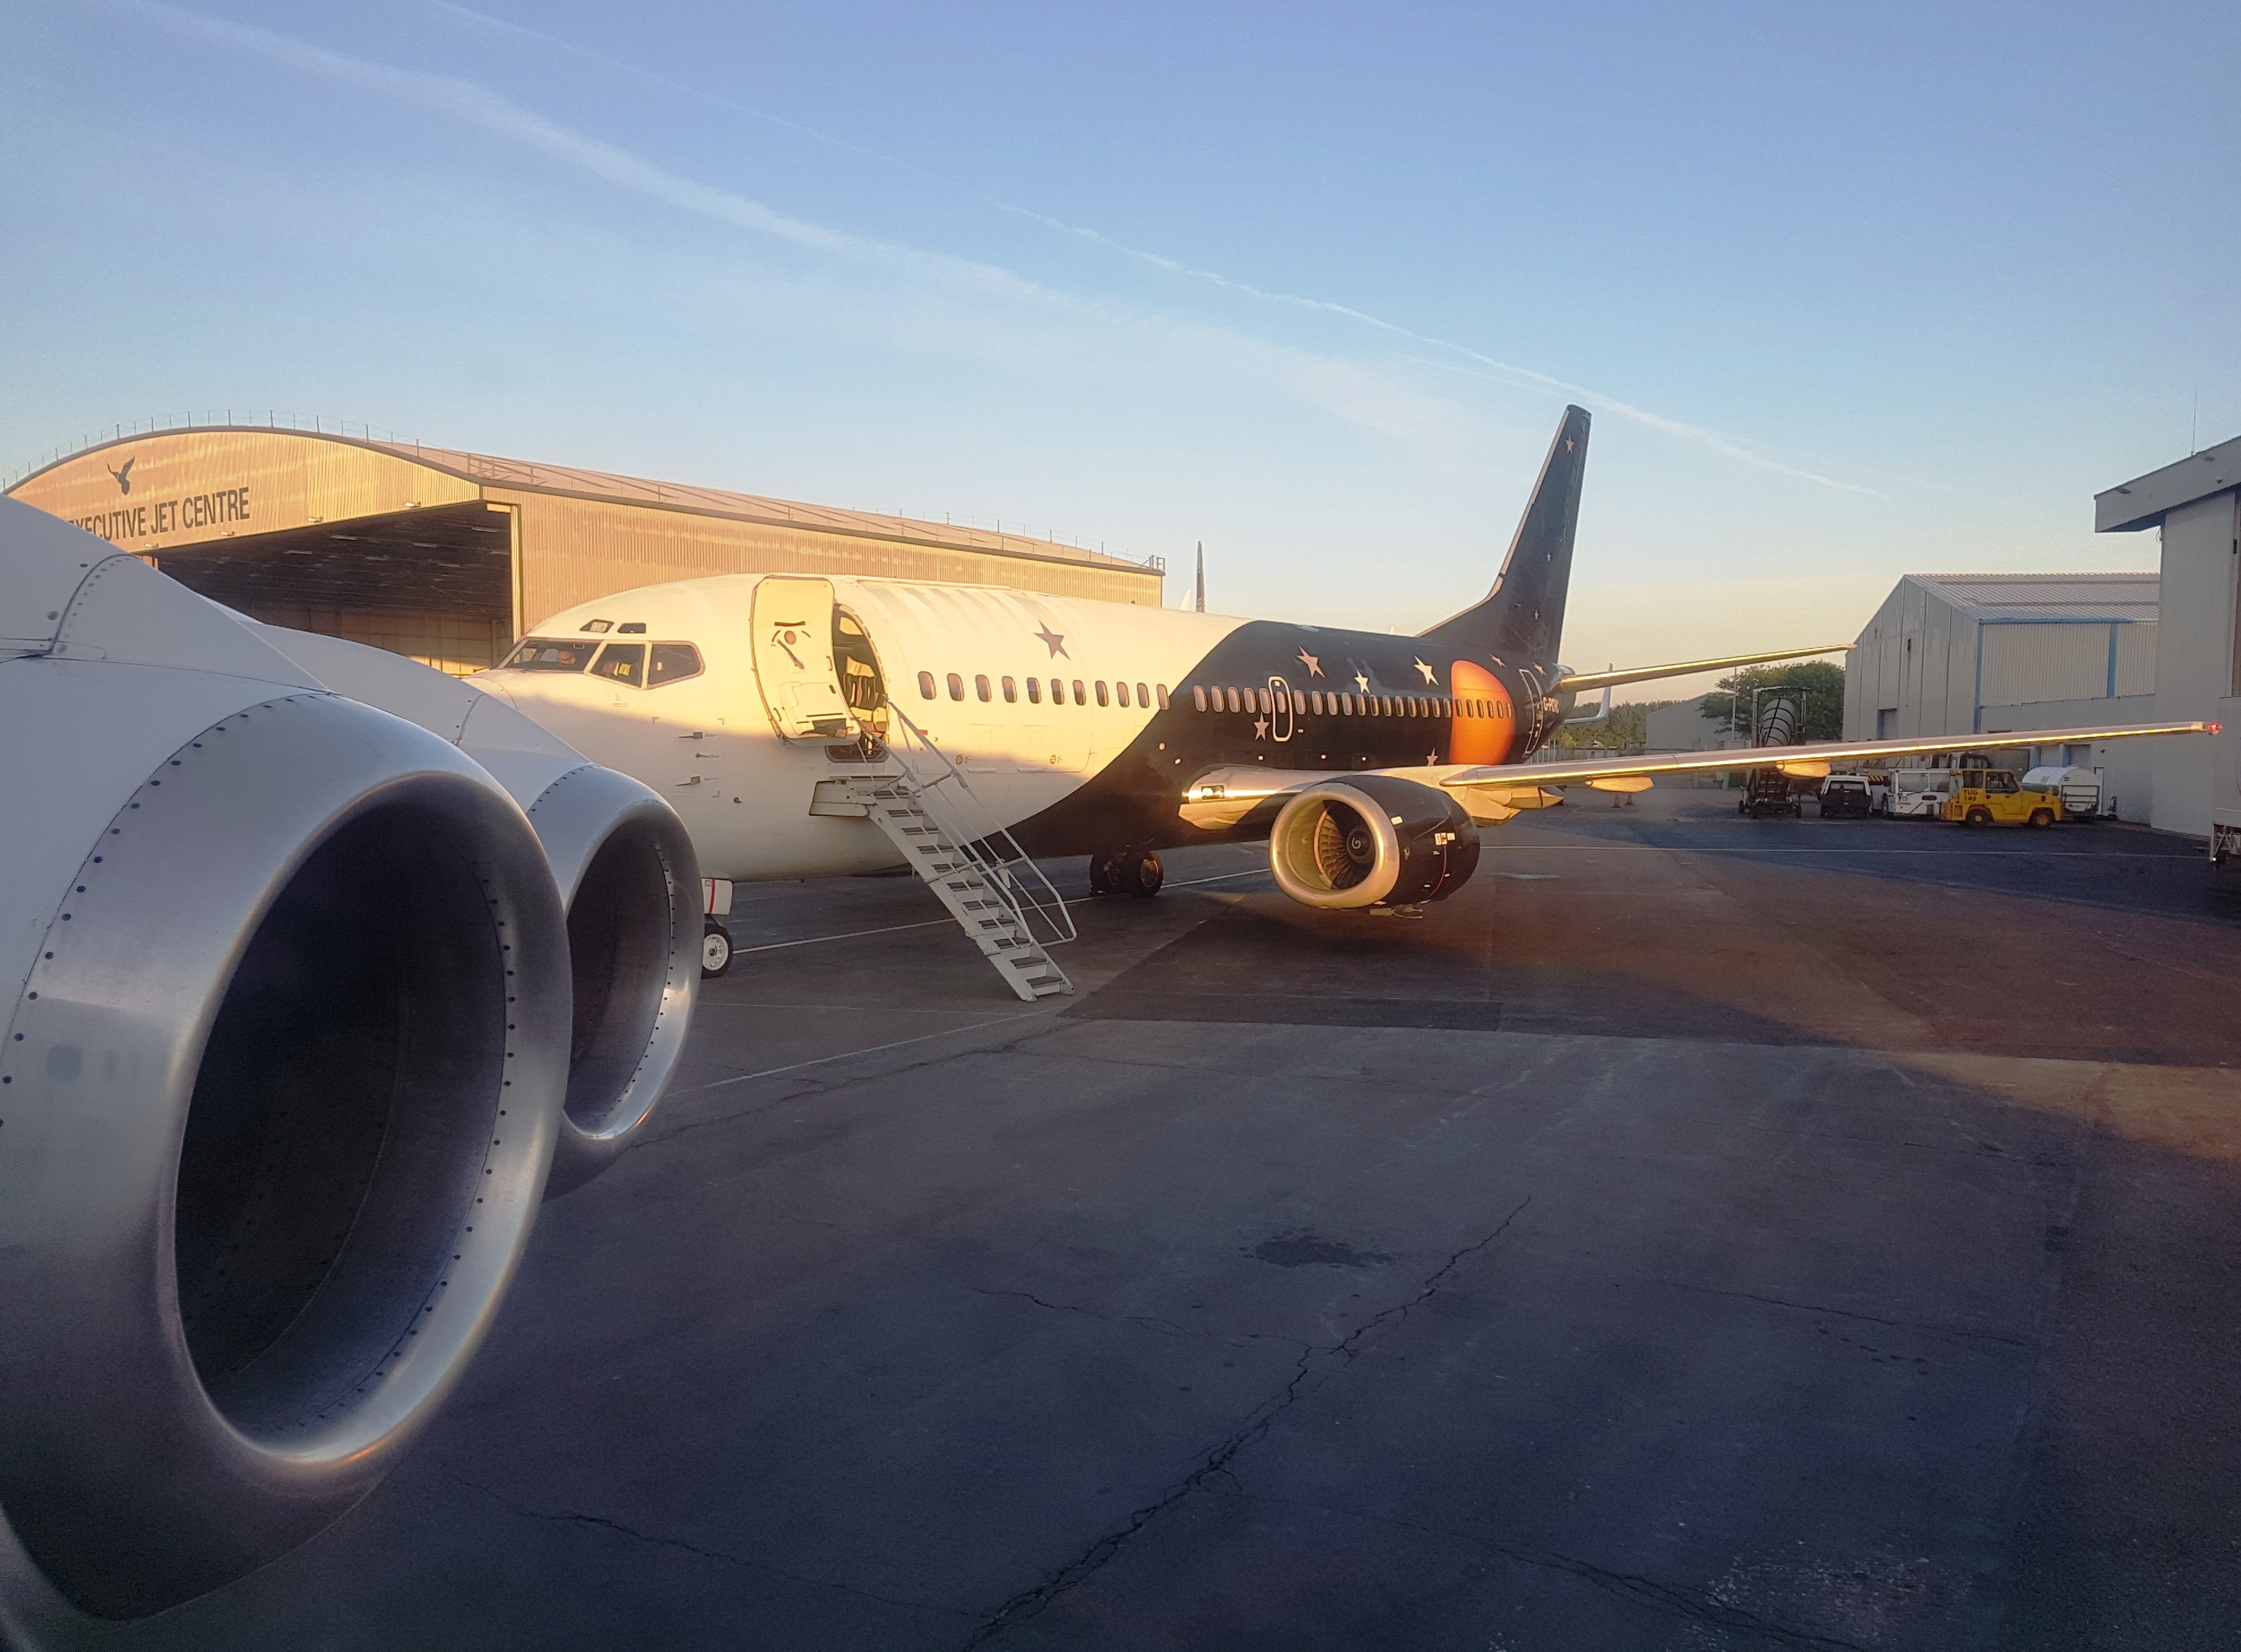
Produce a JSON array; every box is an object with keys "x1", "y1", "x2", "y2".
[{"x1": 1088, "y1": 849, "x2": 1165, "y2": 897}]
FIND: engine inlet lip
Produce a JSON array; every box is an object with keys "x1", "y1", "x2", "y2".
[
  {"x1": 519, "y1": 766, "x2": 701, "y2": 1199},
  {"x1": 0, "y1": 692, "x2": 571, "y2": 1621},
  {"x1": 1270, "y1": 783, "x2": 1406, "y2": 909}
]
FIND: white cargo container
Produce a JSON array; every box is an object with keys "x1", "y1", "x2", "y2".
[{"x1": 2020, "y1": 765, "x2": 2102, "y2": 821}]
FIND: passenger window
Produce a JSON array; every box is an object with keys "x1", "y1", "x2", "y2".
[
  {"x1": 947, "y1": 673, "x2": 964, "y2": 701},
  {"x1": 1115, "y1": 681, "x2": 1130, "y2": 708},
  {"x1": 1002, "y1": 676, "x2": 1017, "y2": 703},
  {"x1": 1259, "y1": 689, "x2": 1273, "y2": 714},
  {"x1": 1050, "y1": 677, "x2": 1064, "y2": 703},
  {"x1": 590, "y1": 642, "x2": 646, "y2": 684},
  {"x1": 1137, "y1": 682, "x2": 1150, "y2": 707},
  {"x1": 1156, "y1": 685, "x2": 1170, "y2": 708},
  {"x1": 1310, "y1": 691, "x2": 1323, "y2": 715},
  {"x1": 1026, "y1": 677, "x2": 1041, "y2": 704},
  {"x1": 1225, "y1": 686, "x2": 1241, "y2": 713},
  {"x1": 918, "y1": 670, "x2": 936, "y2": 700},
  {"x1": 1095, "y1": 681, "x2": 1109, "y2": 707},
  {"x1": 975, "y1": 674, "x2": 991, "y2": 702},
  {"x1": 1072, "y1": 680, "x2": 1086, "y2": 705},
  {"x1": 1292, "y1": 691, "x2": 1305, "y2": 714},
  {"x1": 1191, "y1": 685, "x2": 1207, "y2": 711},
  {"x1": 648, "y1": 642, "x2": 702, "y2": 685}
]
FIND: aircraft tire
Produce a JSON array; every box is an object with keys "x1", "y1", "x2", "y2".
[
  {"x1": 1087, "y1": 853, "x2": 1116, "y2": 896},
  {"x1": 1120, "y1": 850, "x2": 1164, "y2": 897},
  {"x1": 701, "y1": 923, "x2": 733, "y2": 978}
]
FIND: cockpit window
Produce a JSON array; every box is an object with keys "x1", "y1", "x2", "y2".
[
  {"x1": 649, "y1": 643, "x2": 703, "y2": 685},
  {"x1": 500, "y1": 639, "x2": 594, "y2": 671},
  {"x1": 590, "y1": 642, "x2": 645, "y2": 684}
]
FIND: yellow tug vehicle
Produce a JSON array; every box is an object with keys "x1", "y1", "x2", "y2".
[{"x1": 1941, "y1": 768, "x2": 2059, "y2": 827}]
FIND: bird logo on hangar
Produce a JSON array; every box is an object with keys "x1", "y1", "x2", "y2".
[{"x1": 107, "y1": 458, "x2": 135, "y2": 495}]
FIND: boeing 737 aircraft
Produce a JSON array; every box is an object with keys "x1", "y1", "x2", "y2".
[{"x1": 473, "y1": 407, "x2": 2215, "y2": 974}]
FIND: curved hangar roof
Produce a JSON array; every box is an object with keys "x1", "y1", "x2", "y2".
[{"x1": 5, "y1": 426, "x2": 1163, "y2": 659}]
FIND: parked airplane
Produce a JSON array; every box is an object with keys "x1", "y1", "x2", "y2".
[{"x1": 475, "y1": 405, "x2": 2216, "y2": 978}]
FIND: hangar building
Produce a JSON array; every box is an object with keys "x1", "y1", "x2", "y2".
[
  {"x1": 5, "y1": 424, "x2": 1164, "y2": 674},
  {"x1": 1842, "y1": 573, "x2": 2161, "y2": 819},
  {"x1": 2095, "y1": 433, "x2": 2240, "y2": 842}
]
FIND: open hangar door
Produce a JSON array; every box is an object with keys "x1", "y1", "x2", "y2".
[{"x1": 154, "y1": 501, "x2": 517, "y2": 675}]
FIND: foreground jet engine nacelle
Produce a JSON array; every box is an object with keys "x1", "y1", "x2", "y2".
[
  {"x1": 1267, "y1": 775, "x2": 1481, "y2": 910},
  {"x1": 248, "y1": 625, "x2": 701, "y2": 1199},
  {"x1": 0, "y1": 500, "x2": 676, "y2": 1636}
]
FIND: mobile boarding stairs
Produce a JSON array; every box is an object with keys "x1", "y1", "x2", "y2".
[{"x1": 808, "y1": 703, "x2": 1076, "y2": 1002}]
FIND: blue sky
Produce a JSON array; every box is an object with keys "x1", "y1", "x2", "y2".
[{"x1": 6, "y1": 1, "x2": 2236, "y2": 693}]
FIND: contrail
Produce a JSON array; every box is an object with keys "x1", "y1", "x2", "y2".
[
  {"x1": 423, "y1": 2, "x2": 1879, "y2": 496},
  {"x1": 128, "y1": 2, "x2": 1479, "y2": 452}
]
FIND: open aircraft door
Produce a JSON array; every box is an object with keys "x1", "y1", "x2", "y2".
[{"x1": 750, "y1": 576, "x2": 853, "y2": 739}]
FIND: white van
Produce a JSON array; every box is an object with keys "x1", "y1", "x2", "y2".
[{"x1": 1879, "y1": 769, "x2": 1955, "y2": 819}]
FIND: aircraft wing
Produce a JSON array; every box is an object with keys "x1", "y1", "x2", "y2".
[
  {"x1": 1419, "y1": 720, "x2": 2218, "y2": 818},
  {"x1": 1177, "y1": 720, "x2": 2216, "y2": 829},
  {"x1": 1551, "y1": 643, "x2": 1851, "y2": 695}
]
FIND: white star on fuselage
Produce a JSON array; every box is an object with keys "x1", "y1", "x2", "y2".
[
  {"x1": 1354, "y1": 672, "x2": 1370, "y2": 692},
  {"x1": 1253, "y1": 715, "x2": 1270, "y2": 739},
  {"x1": 1298, "y1": 648, "x2": 1322, "y2": 676},
  {"x1": 1034, "y1": 624, "x2": 1068, "y2": 658},
  {"x1": 1413, "y1": 657, "x2": 1436, "y2": 684}
]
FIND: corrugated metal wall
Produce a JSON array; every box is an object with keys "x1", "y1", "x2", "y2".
[
  {"x1": 497, "y1": 491, "x2": 1160, "y2": 633},
  {"x1": 2115, "y1": 622, "x2": 2158, "y2": 697},
  {"x1": 1979, "y1": 623, "x2": 2111, "y2": 705}
]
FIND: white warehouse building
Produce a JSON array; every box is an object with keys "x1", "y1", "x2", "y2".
[
  {"x1": 2095, "y1": 434, "x2": 2240, "y2": 845},
  {"x1": 1841, "y1": 427, "x2": 2239, "y2": 837},
  {"x1": 1842, "y1": 573, "x2": 2161, "y2": 820}
]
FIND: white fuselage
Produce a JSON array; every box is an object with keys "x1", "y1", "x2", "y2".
[{"x1": 474, "y1": 574, "x2": 1244, "y2": 882}]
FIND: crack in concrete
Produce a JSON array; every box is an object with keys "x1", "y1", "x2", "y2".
[
  {"x1": 447, "y1": 1472, "x2": 974, "y2": 1621},
  {"x1": 1657, "y1": 1281, "x2": 2037, "y2": 1347},
  {"x1": 958, "y1": 1195, "x2": 1532, "y2": 1646},
  {"x1": 1504, "y1": 1544, "x2": 1873, "y2": 1651}
]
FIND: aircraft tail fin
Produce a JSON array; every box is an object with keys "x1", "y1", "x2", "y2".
[{"x1": 1420, "y1": 404, "x2": 1590, "y2": 666}]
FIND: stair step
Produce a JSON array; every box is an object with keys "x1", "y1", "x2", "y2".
[{"x1": 849, "y1": 742, "x2": 1074, "y2": 1002}]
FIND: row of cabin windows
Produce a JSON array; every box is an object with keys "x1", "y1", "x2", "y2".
[
  {"x1": 497, "y1": 638, "x2": 706, "y2": 686},
  {"x1": 917, "y1": 671, "x2": 1172, "y2": 710},
  {"x1": 1188, "y1": 685, "x2": 1510, "y2": 720}
]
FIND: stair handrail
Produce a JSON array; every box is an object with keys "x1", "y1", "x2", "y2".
[{"x1": 874, "y1": 702, "x2": 1077, "y2": 948}]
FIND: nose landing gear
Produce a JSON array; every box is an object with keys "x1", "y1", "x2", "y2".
[{"x1": 1088, "y1": 849, "x2": 1165, "y2": 897}]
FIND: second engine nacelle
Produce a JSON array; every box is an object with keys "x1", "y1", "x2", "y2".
[{"x1": 1267, "y1": 776, "x2": 1480, "y2": 910}]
